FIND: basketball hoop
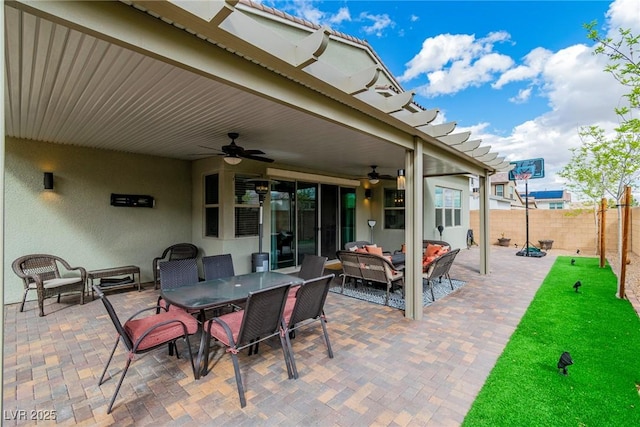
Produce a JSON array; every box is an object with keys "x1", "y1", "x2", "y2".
[{"x1": 513, "y1": 171, "x2": 532, "y2": 182}]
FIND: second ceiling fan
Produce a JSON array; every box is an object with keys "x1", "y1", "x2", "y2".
[
  {"x1": 198, "y1": 133, "x2": 274, "y2": 164},
  {"x1": 363, "y1": 165, "x2": 395, "y2": 184}
]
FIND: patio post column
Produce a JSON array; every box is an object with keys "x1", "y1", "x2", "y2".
[
  {"x1": 404, "y1": 138, "x2": 423, "y2": 320},
  {"x1": 479, "y1": 171, "x2": 490, "y2": 274}
]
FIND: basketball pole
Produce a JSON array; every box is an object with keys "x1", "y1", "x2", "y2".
[{"x1": 525, "y1": 178, "x2": 530, "y2": 256}]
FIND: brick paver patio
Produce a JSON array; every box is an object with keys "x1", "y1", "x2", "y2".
[{"x1": 3, "y1": 246, "x2": 559, "y2": 426}]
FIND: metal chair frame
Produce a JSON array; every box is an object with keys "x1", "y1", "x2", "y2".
[
  {"x1": 93, "y1": 285, "x2": 197, "y2": 414},
  {"x1": 203, "y1": 283, "x2": 294, "y2": 408},
  {"x1": 283, "y1": 274, "x2": 335, "y2": 379}
]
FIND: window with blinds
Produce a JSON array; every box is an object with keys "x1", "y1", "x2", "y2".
[
  {"x1": 235, "y1": 175, "x2": 260, "y2": 237},
  {"x1": 435, "y1": 186, "x2": 462, "y2": 228},
  {"x1": 204, "y1": 174, "x2": 219, "y2": 237}
]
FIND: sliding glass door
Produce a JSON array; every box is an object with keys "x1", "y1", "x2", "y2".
[{"x1": 270, "y1": 180, "x2": 355, "y2": 269}]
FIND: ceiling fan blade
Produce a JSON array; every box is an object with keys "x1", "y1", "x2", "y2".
[
  {"x1": 379, "y1": 175, "x2": 396, "y2": 180},
  {"x1": 197, "y1": 145, "x2": 223, "y2": 152},
  {"x1": 241, "y1": 154, "x2": 275, "y2": 163},
  {"x1": 242, "y1": 149, "x2": 266, "y2": 155}
]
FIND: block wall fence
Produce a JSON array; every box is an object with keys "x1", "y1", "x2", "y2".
[{"x1": 469, "y1": 207, "x2": 638, "y2": 256}]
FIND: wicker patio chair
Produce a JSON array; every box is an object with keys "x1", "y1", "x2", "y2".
[
  {"x1": 93, "y1": 285, "x2": 198, "y2": 414},
  {"x1": 202, "y1": 283, "x2": 294, "y2": 408},
  {"x1": 282, "y1": 274, "x2": 335, "y2": 379},
  {"x1": 12, "y1": 254, "x2": 86, "y2": 317},
  {"x1": 152, "y1": 243, "x2": 198, "y2": 289},
  {"x1": 423, "y1": 249, "x2": 460, "y2": 301}
]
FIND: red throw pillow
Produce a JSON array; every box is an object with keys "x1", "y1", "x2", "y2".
[
  {"x1": 435, "y1": 246, "x2": 450, "y2": 257},
  {"x1": 366, "y1": 245, "x2": 383, "y2": 256},
  {"x1": 401, "y1": 244, "x2": 406, "y2": 253},
  {"x1": 355, "y1": 247, "x2": 368, "y2": 253},
  {"x1": 422, "y1": 255, "x2": 436, "y2": 267},
  {"x1": 425, "y1": 244, "x2": 442, "y2": 258}
]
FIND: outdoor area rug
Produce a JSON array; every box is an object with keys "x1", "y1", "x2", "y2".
[{"x1": 329, "y1": 277, "x2": 466, "y2": 310}]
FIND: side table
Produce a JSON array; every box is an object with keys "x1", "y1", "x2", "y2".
[{"x1": 88, "y1": 265, "x2": 141, "y2": 299}]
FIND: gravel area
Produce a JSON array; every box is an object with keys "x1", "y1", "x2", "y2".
[{"x1": 606, "y1": 250, "x2": 640, "y2": 302}]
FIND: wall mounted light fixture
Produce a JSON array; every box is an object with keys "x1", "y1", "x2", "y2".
[
  {"x1": 364, "y1": 188, "x2": 372, "y2": 199},
  {"x1": 43, "y1": 172, "x2": 54, "y2": 190},
  {"x1": 397, "y1": 169, "x2": 406, "y2": 190}
]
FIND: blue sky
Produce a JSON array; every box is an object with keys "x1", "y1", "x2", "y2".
[{"x1": 260, "y1": 0, "x2": 640, "y2": 194}]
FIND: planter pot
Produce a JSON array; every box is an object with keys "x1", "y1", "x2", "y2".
[
  {"x1": 498, "y1": 238, "x2": 511, "y2": 247},
  {"x1": 538, "y1": 240, "x2": 554, "y2": 250}
]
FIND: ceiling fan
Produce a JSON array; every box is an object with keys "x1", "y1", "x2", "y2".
[
  {"x1": 198, "y1": 133, "x2": 274, "y2": 164},
  {"x1": 363, "y1": 165, "x2": 395, "y2": 184}
]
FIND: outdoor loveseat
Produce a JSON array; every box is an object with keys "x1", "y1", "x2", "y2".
[{"x1": 336, "y1": 250, "x2": 404, "y2": 306}]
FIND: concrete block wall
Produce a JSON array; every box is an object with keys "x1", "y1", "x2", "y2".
[{"x1": 470, "y1": 207, "x2": 637, "y2": 256}]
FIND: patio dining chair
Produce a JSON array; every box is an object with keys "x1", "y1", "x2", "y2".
[
  {"x1": 93, "y1": 285, "x2": 198, "y2": 414},
  {"x1": 296, "y1": 254, "x2": 328, "y2": 280},
  {"x1": 282, "y1": 274, "x2": 335, "y2": 379},
  {"x1": 158, "y1": 258, "x2": 200, "y2": 315},
  {"x1": 202, "y1": 254, "x2": 235, "y2": 280},
  {"x1": 152, "y1": 243, "x2": 198, "y2": 289},
  {"x1": 12, "y1": 254, "x2": 86, "y2": 317},
  {"x1": 202, "y1": 283, "x2": 294, "y2": 408}
]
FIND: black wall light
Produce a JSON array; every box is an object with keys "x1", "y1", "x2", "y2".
[
  {"x1": 43, "y1": 172, "x2": 54, "y2": 190},
  {"x1": 365, "y1": 188, "x2": 372, "y2": 199}
]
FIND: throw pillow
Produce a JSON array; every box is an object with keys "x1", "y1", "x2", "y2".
[
  {"x1": 425, "y1": 244, "x2": 442, "y2": 258},
  {"x1": 365, "y1": 245, "x2": 383, "y2": 256}
]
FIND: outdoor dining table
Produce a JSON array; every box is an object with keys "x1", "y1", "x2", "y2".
[{"x1": 160, "y1": 271, "x2": 304, "y2": 379}]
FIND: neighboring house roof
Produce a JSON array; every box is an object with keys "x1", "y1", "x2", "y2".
[{"x1": 528, "y1": 190, "x2": 564, "y2": 200}]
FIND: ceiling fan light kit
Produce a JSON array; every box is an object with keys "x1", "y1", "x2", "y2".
[{"x1": 224, "y1": 155, "x2": 242, "y2": 165}]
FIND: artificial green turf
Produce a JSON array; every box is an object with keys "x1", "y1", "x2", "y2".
[{"x1": 463, "y1": 256, "x2": 640, "y2": 426}]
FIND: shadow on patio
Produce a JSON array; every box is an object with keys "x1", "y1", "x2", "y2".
[{"x1": 2, "y1": 246, "x2": 560, "y2": 425}]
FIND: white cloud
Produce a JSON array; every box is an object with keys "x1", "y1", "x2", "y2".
[
  {"x1": 493, "y1": 47, "x2": 553, "y2": 89},
  {"x1": 359, "y1": 12, "x2": 394, "y2": 37},
  {"x1": 410, "y1": 14, "x2": 419, "y2": 23},
  {"x1": 329, "y1": 7, "x2": 351, "y2": 26},
  {"x1": 509, "y1": 87, "x2": 532, "y2": 104},
  {"x1": 605, "y1": 0, "x2": 640, "y2": 37},
  {"x1": 398, "y1": 31, "x2": 513, "y2": 96}
]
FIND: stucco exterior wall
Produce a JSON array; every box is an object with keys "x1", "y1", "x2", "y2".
[
  {"x1": 4, "y1": 138, "x2": 192, "y2": 304},
  {"x1": 424, "y1": 176, "x2": 470, "y2": 249},
  {"x1": 470, "y1": 207, "x2": 638, "y2": 256}
]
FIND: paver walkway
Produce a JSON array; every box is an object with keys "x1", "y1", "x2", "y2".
[{"x1": 2, "y1": 246, "x2": 560, "y2": 426}]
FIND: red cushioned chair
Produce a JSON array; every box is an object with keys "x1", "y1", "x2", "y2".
[
  {"x1": 202, "y1": 283, "x2": 294, "y2": 408},
  {"x1": 282, "y1": 274, "x2": 335, "y2": 379},
  {"x1": 93, "y1": 285, "x2": 198, "y2": 414}
]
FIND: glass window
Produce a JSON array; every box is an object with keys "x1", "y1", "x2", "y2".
[
  {"x1": 235, "y1": 175, "x2": 260, "y2": 237},
  {"x1": 435, "y1": 186, "x2": 462, "y2": 228},
  {"x1": 384, "y1": 189, "x2": 405, "y2": 229},
  {"x1": 496, "y1": 184, "x2": 504, "y2": 197},
  {"x1": 204, "y1": 174, "x2": 219, "y2": 237},
  {"x1": 549, "y1": 202, "x2": 564, "y2": 210}
]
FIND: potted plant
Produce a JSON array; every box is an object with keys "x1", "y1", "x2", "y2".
[
  {"x1": 538, "y1": 239, "x2": 554, "y2": 250},
  {"x1": 498, "y1": 233, "x2": 511, "y2": 247}
]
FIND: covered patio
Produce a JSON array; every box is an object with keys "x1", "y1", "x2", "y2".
[
  {"x1": 2, "y1": 246, "x2": 558, "y2": 424},
  {"x1": 3, "y1": 0, "x2": 509, "y2": 321}
]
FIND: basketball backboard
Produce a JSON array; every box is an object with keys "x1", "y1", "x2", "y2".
[{"x1": 508, "y1": 158, "x2": 545, "y2": 181}]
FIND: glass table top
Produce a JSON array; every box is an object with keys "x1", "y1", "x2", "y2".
[{"x1": 161, "y1": 271, "x2": 304, "y2": 310}]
